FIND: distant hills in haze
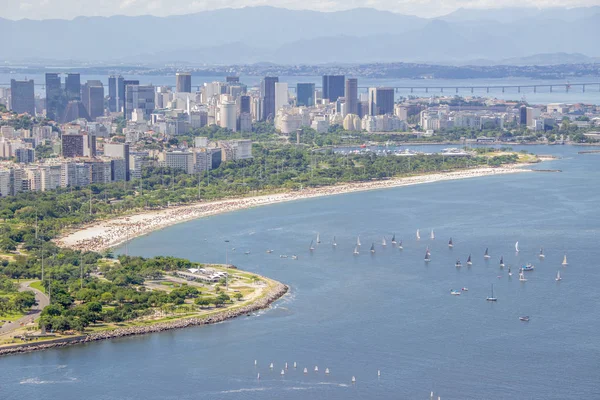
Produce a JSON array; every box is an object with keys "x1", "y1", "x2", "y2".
[{"x1": 2, "y1": 6, "x2": 600, "y2": 65}]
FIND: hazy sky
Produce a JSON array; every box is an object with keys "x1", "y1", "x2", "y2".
[{"x1": 2, "y1": 0, "x2": 599, "y2": 20}]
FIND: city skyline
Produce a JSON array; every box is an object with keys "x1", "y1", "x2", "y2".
[{"x1": 3, "y1": 0, "x2": 600, "y2": 20}]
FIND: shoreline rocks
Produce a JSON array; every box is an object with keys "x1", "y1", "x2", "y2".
[{"x1": 0, "y1": 283, "x2": 288, "y2": 357}]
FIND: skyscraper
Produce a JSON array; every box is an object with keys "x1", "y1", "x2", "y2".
[
  {"x1": 45, "y1": 73, "x2": 64, "y2": 121},
  {"x1": 261, "y1": 76, "x2": 278, "y2": 121},
  {"x1": 275, "y1": 82, "x2": 289, "y2": 112},
  {"x1": 125, "y1": 83, "x2": 154, "y2": 120},
  {"x1": 297, "y1": 83, "x2": 315, "y2": 107},
  {"x1": 122, "y1": 80, "x2": 140, "y2": 119},
  {"x1": 65, "y1": 73, "x2": 81, "y2": 101},
  {"x1": 322, "y1": 75, "x2": 345, "y2": 102},
  {"x1": 108, "y1": 75, "x2": 124, "y2": 112},
  {"x1": 82, "y1": 80, "x2": 104, "y2": 120},
  {"x1": 345, "y1": 78, "x2": 358, "y2": 115},
  {"x1": 176, "y1": 72, "x2": 192, "y2": 93},
  {"x1": 368, "y1": 87, "x2": 395, "y2": 116},
  {"x1": 240, "y1": 95, "x2": 251, "y2": 114},
  {"x1": 10, "y1": 79, "x2": 35, "y2": 115}
]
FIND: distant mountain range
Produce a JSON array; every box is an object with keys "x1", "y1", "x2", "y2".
[{"x1": 2, "y1": 6, "x2": 600, "y2": 65}]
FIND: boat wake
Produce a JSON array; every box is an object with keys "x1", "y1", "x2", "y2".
[
  {"x1": 20, "y1": 377, "x2": 78, "y2": 385},
  {"x1": 218, "y1": 387, "x2": 269, "y2": 394}
]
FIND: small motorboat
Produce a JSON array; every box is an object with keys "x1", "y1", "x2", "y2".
[
  {"x1": 292, "y1": 255, "x2": 298, "y2": 260},
  {"x1": 522, "y1": 263, "x2": 535, "y2": 271},
  {"x1": 519, "y1": 316, "x2": 530, "y2": 322},
  {"x1": 450, "y1": 290, "x2": 461, "y2": 296},
  {"x1": 461, "y1": 287, "x2": 468, "y2": 291},
  {"x1": 455, "y1": 259, "x2": 462, "y2": 268},
  {"x1": 266, "y1": 249, "x2": 273, "y2": 254}
]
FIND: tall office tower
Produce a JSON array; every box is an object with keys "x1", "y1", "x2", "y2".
[
  {"x1": 226, "y1": 76, "x2": 240, "y2": 83},
  {"x1": 45, "y1": 73, "x2": 64, "y2": 121},
  {"x1": 274, "y1": 82, "x2": 289, "y2": 112},
  {"x1": 10, "y1": 79, "x2": 35, "y2": 115},
  {"x1": 108, "y1": 75, "x2": 124, "y2": 112},
  {"x1": 122, "y1": 80, "x2": 140, "y2": 119},
  {"x1": 261, "y1": 76, "x2": 279, "y2": 121},
  {"x1": 82, "y1": 80, "x2": 105, "y2": 120},
  {"x1": 368, "y1": 87, "x2": 395, "y2": 116},
  {"x1": 240, "y1": 95, "x2": 251, "y2": 114},
  {"x1": 345, "y1": 78, "x2": 358, "y2": 115},
  {"x1": 297, "y1": 83, "x2": 315, "y2": 107},
  {"x1": 519, "y1": 105, "x2": 527, "y2": 126},
  {"x1": 220, "y1": 101, "x2": 237, "y2": 132},
  {"x1": 176, "y1": 72, "x2": 192, "y2": 93},
  {"x1": 322, "y1": 75, "x2": 345, "y2": 102},
  {"x1": 125, "y1": 84, "x2": 155, "y2": 120},
  {"x1": 62, "y1": 101, "x2": 90, "y2": 123},
  {"x1": 62, "y1": 134, "x2": 85, "y2": 157},
  {"x1": 104, "y1": 143, "x2": 130, "y2": 181},
  {"x1": 65, "y1": 73, "x2": 81, "y2": 101}
]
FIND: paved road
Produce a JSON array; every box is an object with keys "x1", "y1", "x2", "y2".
[{"x1": 0, "y1": 281, "x2": 50, "y2": 336}]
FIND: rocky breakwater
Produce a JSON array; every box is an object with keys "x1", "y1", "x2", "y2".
[{"x1": 0, "y1": 282, "x2": 288, "y2": 357}]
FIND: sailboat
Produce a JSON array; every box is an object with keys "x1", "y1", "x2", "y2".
[
  {"x1": 539, "y1": 247, "x2": 545, "y2": 258},
  {"x1": 391, "y1": 234, "x2": 396, "y2": 245},
  {"x1": 484, "y1": 248, "x2": 491, "y2": 259},
  {"x1": 515, "y1": 241, "x2": 520, "y2": 253},
  {"x1": 486, "y1": 284, "x2": 498, "y2": 301},
  {"x1": 370, "y1": 243, "x2": 376, "y2": 253},
  {"x1": 416, "y1": 229, "x2": 421, "y2": 240},
  {"x1": 466, "y1": 254, "x2": 472, "y2": 266},
  {"x1": 424, "y1": 248, "x2": 431, "y2": 262},
  {"x1": 448, "y1": 237, "x2": 453, "y2": 248},
  {"x1": 500, "y1": 256, "x2": 505, "y2": 268},
  {"x1": 519, "y1": 269, "x2": 527, "y2": 281},
  {"x1": 309, "y1": 240, "x2": 315, "y2": 251},
  {"x1": 555, "y1": 270, "x2": 562, "y2": 281},
  {"x1": 316, "y1": 233, "x2": 321, "y2": 244},
  {"x1": 357, "y1": 236, "x2": 361, "y2": 247},
  {"x1": 455, "y1": 259, "x2": 462, "y2": 268},
  {"x1": 430, "y1": 229, "x2": 435, "y2": 240},
  {"x1": 562, "y1": 254, "x2": 568, "y2": 266},
  {"x1": 382, "y1": 237, "x2": 387, "y2": 246},
  {"x1": 332, "y1": 236, "x2": 337, "y2": 247},
  {"x1": 353, "y1": 245, "x2": 360, "y2": 255},
  {"x1": 508, "y1": 266, "x2": 512, "y2": 276},
  {"x1": 398, "y1": 240, "x2": 403, "y2": 250}
]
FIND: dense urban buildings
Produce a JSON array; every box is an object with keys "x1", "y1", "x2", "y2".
[{"x1": 108, "y1": 75, "x2": 124, "y2": 113}]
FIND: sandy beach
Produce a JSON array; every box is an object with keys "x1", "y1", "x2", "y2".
[{"x1": 56, "y1": 166, "x2": 530, "y2": 252}]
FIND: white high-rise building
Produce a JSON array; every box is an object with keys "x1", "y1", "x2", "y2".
[
  {"x1": 219, "y1": 100, "x2": 237, "y2": 132},
  {"x1": 275, "y1": 82, "x2": 289, "y2": 112}
]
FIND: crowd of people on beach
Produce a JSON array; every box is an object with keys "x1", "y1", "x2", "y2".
[{"x1": 56, "y1": 167, "x2": 524, "y2": 253}]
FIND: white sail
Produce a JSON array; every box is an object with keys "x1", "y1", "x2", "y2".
[
  {"x1": 316, "y1": 233, "x2": 320, "y2": 244},
  {"x1": 332, "y1": 236, "x2": 337, "y2": 246},
  {"x1": 353, "y1": 246, "x2": 359, "y2": 255},
  {"x1": 515, "y1": 241, "x2": 519, "y2": 252},
  {"x1": 556, "y1": 270, "x2": 561, "y2": 281},
  {"x1": 416, "y1": 229, "x2": 421, "y2": 240},
  {"x1": 430, "y1": 229, "x2": 435, "y2": 240},
  {"x1": 357, "y1": 236, "x2": 361, "y2": 246},
  {"x1": 562, "y1": 255, "x2": 568, "y2": 266},
  {"x1": 382, "y1": 237, "x2": 387, "y2": 246}
]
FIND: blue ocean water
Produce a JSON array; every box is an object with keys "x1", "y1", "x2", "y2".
[{"x1": 1, "y1": 145, "x2": 599, "y2": 400}]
